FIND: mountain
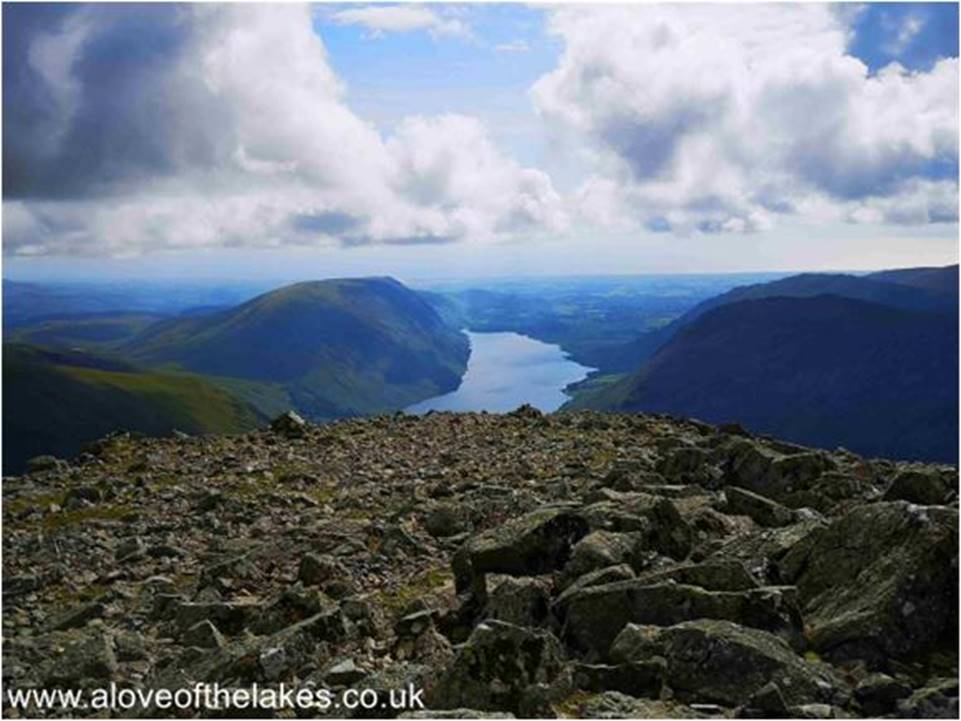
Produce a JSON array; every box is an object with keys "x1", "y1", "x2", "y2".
[
  {"x1": 867, "y1": 264, "x2": 960, "y2": 296},
  {"x1": 3, "y1": 411, "x2": 957, "y2": 717},
  {"x1": 572, "y1": 295, "x2": 958, "y2": 462},
  {"x1": 610, "y1": 265, "x2": 959, "y2": 369},
  {"x1": 121, "y1": 277, "x2": 470, "y2": 419},
  {"x1": 7, "y1": 312, "x2": 168, "y2": 352},
  {"x1": 2, "y1": 344, "x2": 263, "y2": 473}
]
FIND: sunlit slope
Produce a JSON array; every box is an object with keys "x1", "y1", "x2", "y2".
[
  {"x1": 3, "y1": 344, "x2": 264, "y2": 473},
  {"x1": 122, "y1": 277, "x2": 470, "y2": 418}
]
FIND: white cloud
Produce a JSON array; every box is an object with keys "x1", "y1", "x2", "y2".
[
  {"x1": 532, "y1": 4, "x2": 958, "y2": 234},
  {"x1": 494, "y1": 40, "x2": 529, "y2": 53},
  {"x1": 884, "y1": 13, "x2": 924, "y2": 56},
  {"x1": 328, "y1": 5, "x2": 471, "y2": 40},
  {"x1": 4, "y1": 4, "x2": 562, "y2": 257}
]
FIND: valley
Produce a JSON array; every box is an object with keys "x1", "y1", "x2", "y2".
[{"x1": 3, "y1": 264, "x2": 958, "y2": 474}]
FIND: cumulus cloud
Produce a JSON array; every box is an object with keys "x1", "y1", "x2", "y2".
[
  {"x1": 327, "y1": 5, "x2": 471, "y2": 40},
  {"x1": 3, "y1": 4, "x2": 561, "y2": 256},
  {"x1": 532, "y1": 4, "x2": 958, "y2": 234}
]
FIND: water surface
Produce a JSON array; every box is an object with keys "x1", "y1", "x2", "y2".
[{"x1": 407, "y1": 331, "x2": 594, "y2": 414}]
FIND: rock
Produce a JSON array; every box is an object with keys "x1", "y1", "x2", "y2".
[
  {"x1": 778, "y1": 501, "x2": 958, "y2": 664},
  {"x1": 26, "y1": 455, "x2": 66, "y2": 473},
  {"x1": 270, "y1": 410, "x2": 307, "y2": 437},
  {"x1": 115, "y1": 536, "x2": 146, "y2": 561},
  {"x1": 47, "y1": 601, "x2": 105, "y2": 631},
  {"x1": 298, "y1": 553, "x2": 345, "y2": 587},
  {"x1": 789, "y1": 703, "x2": 845, "y2": 718},
  {"x1": 738, "y1": 681, "x2": 790, "y2": 718},
  {"x1": 396, "y1": 610, "x2": 436, "y2": 638},
  {"x1": 63, "y1": 485, "x2": 102, "y2": 509},
  {"x1": 634, "y1": 560, "x2": 759, "y2": 592},
  {"x1": 484, "y1": 576, "x2": 551, "y2": 628},
  {"x1": 401, "y1": 711, "x2": 514, "y2": 719},
  {"x1": 854, "y1": 673, "x2": 911, "y2": 716},
  {"x1": 425, "y1": 503, "x2": 467, "y2": 538},
  {"x1": 559, "y1": 579, "x2": 802, "y2": 657},
  {"x1": 570, "y1": 659, "x2": 666, "y2": 698},
  {"x1": 725, "y1": 486, "x2": 796, "y2": 527},
  {"x1": 558, "y1": 531, "x2": 642, "y2": 588},
  {"x1": 726, "y1": 442, "x2": 835, "y2": 502},
  {"x1": 325, "y1": 658, "x2": 367, "y2": 685},
  {"x1": 570, "y1": 691, "x2": 708, "y2": 719},
  {"x1": 45, "y1": 631, "x2": 117, "y2": 685},
  {"x1": 554, "y1": 563, "x2": 635, "y2": 604},
  {"x1": 181, "y1": 619, "x2": 225, "y2": 649},
  {"x1": 174, "y1": 600, "x2": 263, "y2": 636},
  {"x1": 430, "y1": 620, "x2": 567, "y2": 714},
  {"x1": 708, "y1": 518, "x2": 826, "y2": 584},
  {"x1": 114, "y1": 631, "x2": 148, "y2": 661},
  {"x1": 883, "y1": 468, "x2": 956, "y2": 505},
  {"x1": 896, "y1": 677, "x2": 959, "y2": 718},
  {"x1": 610, "y1": 620, "x2": 840, "y2": 707},
  {"x1": 451, "y1": 507, "x2": 589, "y2": 595}
]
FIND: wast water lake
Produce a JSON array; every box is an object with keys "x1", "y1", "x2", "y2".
[{"x1": 407, "y1": 331, "x2": 594, "y2": 414}]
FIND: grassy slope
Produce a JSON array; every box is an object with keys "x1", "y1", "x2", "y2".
[
  {"x1": 571, "y1": 295, "x2": 958, "y2": 462},
  {"x1": 7, "y1": 313, "x2": 167, "y2": 352},
  {"x1": 3, "y1": 345, "x2": 264, "y2": 474},
  {"x1": 122, "y1": 277, "x2": 470, "y2": 419}
]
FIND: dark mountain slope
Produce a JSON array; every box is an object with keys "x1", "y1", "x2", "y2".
[
  {"x1": 2, "y1": 344, "x2": 263, "y2": 473},
  {"x1": 122, "y1": 277, "x2": 470, "y2": 419},
  {"x1": 608, "y1": 265, "x2": 958, "y2": 370},
  {"x1": 867, "y1": 263, "x2": 959, "y2": 296},
  {"x1": 572, "y1": 295, "x2": 958, "y2": 462}
]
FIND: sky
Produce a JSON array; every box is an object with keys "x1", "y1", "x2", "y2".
[{"x1": 2, "y1": 2, "x2": 958, "y2": 282}]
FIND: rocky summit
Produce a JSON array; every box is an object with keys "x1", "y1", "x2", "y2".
[{"x1": 2, "y1": 409, "x2": 958, "y2": 719}]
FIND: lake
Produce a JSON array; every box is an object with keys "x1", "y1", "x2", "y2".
[{"x1": 406, "y1": 331, "x2": 595, "y2": 414}]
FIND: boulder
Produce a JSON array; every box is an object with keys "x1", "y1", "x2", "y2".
[
  {"x1": 883, "y1": 468, "x2": 956, "y2": 505},
  {"x1": 580, "y1": 494, "x2": 694, "y2": 560},
  {"x1": 299, "y1": 553, "x2": 346, "y2": 587},
  {"x1": 778, "y1": 501, "x2": 958, "y2": 665},
  {"x1": 610, "y1": 620, "x2": 841, "y2": 707},
  {"x1": 430, "y1": 620, "x2": 567, "y2": 714},
  {"x1": 570, "y1": 691, "x2": 709, "y2": 719},
  {"x1": 634, "y1": 560, "x2": 759, "y2": 592},
  {"x1": 558, "y1": 531, "x2": 642, "y2": 588},
  {"x1": 45, "y1": 631, "x2": 118, "y2": 686},
  {"x1": 558, "y1": 579, "x2": 802, "y2": 657},
  {"x1": 570, "y1": 659, "x2": 666, "y2": 698},
  {"x1": 854, "y1": 673, "x2": 911, "y2": 716},
  {"x1": 485, "y1": 576, "x2": 551, "y2": 628},
  {"x1": 425, "y1": 503, "x2": 468, "y2": 538},
  {"x1": 270, "y1": 410, "x2": 307, "y2": 437},
  {"x1": 181, "y1": 619, "x2": 225, "y2": 649},
  {"x1": 725, "y1": 487, "x2": 796, "y2": 527},
  {"x1": 451, "y1": 507, "x2": 589, "y2": 596},
  {"x1": 896, "y1": 677, "x2": 959, "y2": 719},
  {"x1": 25, "y1": 455, "x2": 66, "y2": 474}
]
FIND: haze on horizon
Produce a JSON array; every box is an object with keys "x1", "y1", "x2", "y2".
[{"x1": 3, "y1": 2, "x2": 959, "y2": 282}]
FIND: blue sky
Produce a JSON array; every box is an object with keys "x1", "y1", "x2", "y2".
[{"x1": 3, "y1": 2, "x2": 958, "y2": 282}]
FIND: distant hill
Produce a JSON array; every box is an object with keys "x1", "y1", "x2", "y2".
[
  {"x1": 608, "y1": 265, "x2": 959, "y2": 370},
  {"x1": 866, "y1": 264, "x2": 960, "y2": 296},
  {"x1": 2, "y1": 344, "x2": 264, "y2": 473},
  {"x1": 122, "y1": 277, "x2": 470, "y2": 419},
  {"x1": 7, "y1": 312, "x2": 168, "y2": 352},
  {"x1": 571, "y1": 295, "x2": 958, "y2": 462}
]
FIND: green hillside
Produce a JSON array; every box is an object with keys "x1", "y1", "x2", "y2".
[
  {"x1": 7, "y1": 312, "x2": 167, "y2": 352},
  {"x1": 571, "y1": 295, "x2": 959, "y2": 462},
  {"x1": 2, "y1": 344, "x2": 264, "y2": 474},
  {"x1": 122, "y1": 277, "x2": 470, "y2": 419}
]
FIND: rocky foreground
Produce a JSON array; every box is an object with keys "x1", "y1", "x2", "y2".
[{"x1": 2, "y1": 409, "x2": 958, "y2": 719}]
